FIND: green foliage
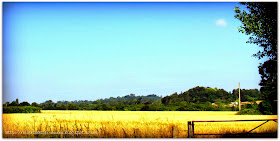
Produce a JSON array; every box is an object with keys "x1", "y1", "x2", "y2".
[
  {"x1": 176, "y1": 102, "x2": 222, "y2": 111},
  {"x1": 19, "y1": 101, "x2": 31, "y2": 106},
  {"x1": 115, "y1": 105, "x2": 126, "y2": 111},
  {"x1": 3, "y1": 106, "x2": 41, "y2": 113},
  {"x1": 258, "y1": 59, "x2": 277, "y2": 103},
  {"x1": 99, "y1": 94, "x2": 161, "y2": 104},
  {"x1": 258, "y1": 101, "x2": 277, "y2": 115},
  {"x1": 236, "y1": 109, "x2": 262, "y2": 115},
  {"x1": 234, "y1": 2, "x2": 277, "y2": 115},
  {"x1": 5, "y1": 87, "x2": 262, "y2": 112},
  {"x1": 158, "y1": 106, "x2": 168, "y2": 111},
  {"x1": 9, "y1": 101, "x2": 19, "y2": 106},
  {"x1": 41, "y1": 100, "x2": 55, "y2": 110},
  {"x1": 55, "y1": 103, "x2": 67, "y2": 110},
  {"x1": 67, "y1": 102, "x2": 79, "y2": 110},
  {"x1": 31, "y1": 102, "x2": 41, "y2": 107},
  {"x1": 234, "y1": 2, "x2": 277, "y2": 59},
  {"x1": 162, "y1": 86, "x2": 238, "y2": 105},
  {"x1": 237, "y1": 101, "x2": 262, "y2": 115},
  {"x1": 93, "y1": 104, "x2": 113, "y2": 110},
  {"x1": 232, "y1": 89, "x2": 261, "y2": 102},
  {"x1": 140, "y1": 105, "x2": 150, "y2": 111},
  {"x1": 237, "y1": 101, "x2": 263, "y2": 115}
]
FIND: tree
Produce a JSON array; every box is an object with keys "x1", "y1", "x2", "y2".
[
  {"x1": 258, "y1": 59, "x2": 277, "y2": 102},
  {"x1": 9, "y1": 101, "x2": 18, "y2": 106},
  {"x1": 136, "y1": 97, "x2": 142, "y2": 104},
  {"x1": 67, "y1": 102, "x2": 79, "y2": 110},
  {"x1": 41, "y1": 100, "x2": 55, "y2": 110},
  {"x1": 31, "y1": 102, "x2": 40, "y2": 107},
  {"x1": 115, "y1": 104, "x2": 126, "y2": 111},
  {"x1": 184, "y1": 92, "x2": 190, "y2": 103},
  {"x1": 234, "y1": 2, "x2": 277, "y2": 114},
  {"x1": 234, "y1": 2, "x2": 277, "y2": 59},
  {"x1": 140, "y1": 105, "x2": 150, "y2": 111},
  {"x1": 55, "y1": 102, "x2": 67, "y2": 110},
  {"x1": 19, "y1": 101, "x2": 31, "y2": 106},
  {"x1": 3, "y1": 102, "x2": 9, "y2": 107}
]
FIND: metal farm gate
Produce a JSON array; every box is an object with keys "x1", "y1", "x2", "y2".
[{"x1": 187, "y1": 119, "x2": 278, "y2": 138}]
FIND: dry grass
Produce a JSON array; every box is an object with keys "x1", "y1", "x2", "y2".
[{"x1": 2, "y1": 110, "x2": 277, "y2": 138}]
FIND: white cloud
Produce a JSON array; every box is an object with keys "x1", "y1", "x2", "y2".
[{"x1": 216, "y1": 19, "x2": 227, "y2": 27}]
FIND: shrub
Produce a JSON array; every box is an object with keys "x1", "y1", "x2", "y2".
[
  {"x1": 3, "y1": 106, "x2": 41, "y2": 113},
  {"x1": 140, "y1": 105, "x2": 150, "y2": 111},
  {"x1": 93, "y1": 104, "x2": 112, "y2": 110},
  {"x1": 115, "y1": 105, "x2": 125, "y2": 111},
  {"x1": 258, "y1": 101, "x2": 274, "y2": 115},
  {"x1": 236, "y1": 109, "x2": 262, "y2": 115}
]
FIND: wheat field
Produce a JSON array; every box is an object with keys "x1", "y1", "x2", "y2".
[{"x1": 2, "y1": 110, "x2": 278, "y2": 138}]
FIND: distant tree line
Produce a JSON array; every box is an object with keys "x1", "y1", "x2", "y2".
[
  {"x1": 4, "y1": 86, "x2": 270, "y2": 114},
  {"x1": 2, "y1": 98, "x2": 42, "y2": 113},
  {"x1": 3, "y1": 106, "x2": 41, "y2": 113},
  {"x1": 161, "y1": 86, "x2": 261, "y2": 104}
]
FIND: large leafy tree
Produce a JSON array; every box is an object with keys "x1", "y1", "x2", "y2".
[
  {"x1": 234, "y1": 2, "x2": 277, "y2": 59},
  {"x1": 234, "y1": 2, "x2": 277, "y2": 114}
]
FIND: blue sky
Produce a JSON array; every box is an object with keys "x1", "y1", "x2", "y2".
[{"x1": 3, "y1": 2, "x2": 264, "y2": 103}]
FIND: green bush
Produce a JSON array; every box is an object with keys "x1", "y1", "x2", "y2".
[
  {"x1": 115, "y1": 105, "x2": 125, "y2": 111},
  {"x1": 93, "y1": 104, "x2": 112, "y2": 110},
  {"x1": 236, "y1": 109, "x2": 262, "y2": 115},
  {"x1": 158, "y1": 106, "x2": 168, "y2": 111},
  {"x1": 258, "y1": 101, "x2": 276, "y2": 115},
  {"x1": 140, "y1": 105, "x2": 150, "y2": 111},
  {"x1": 3, "y1": 106, "x2": 41, "y2": 113}
]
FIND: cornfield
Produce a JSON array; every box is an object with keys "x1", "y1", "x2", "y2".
[{"x1": 2, "y1": 110, "x2": 277, "y2": 138}]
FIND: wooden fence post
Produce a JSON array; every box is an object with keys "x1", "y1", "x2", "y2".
[
  {"x1": 192, "y1": 121, "x2": 194, "y2": 137},
  {"x1": 188, "y1": 121, "x2": 194, "y2": 138},
  {"x1": 172, "y1": 126, "x2": 178, "y2": 138}
]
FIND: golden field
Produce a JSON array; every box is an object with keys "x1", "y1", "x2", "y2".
[{"x1": 2, "y1": 110, "x2": 278, "y2": 138}]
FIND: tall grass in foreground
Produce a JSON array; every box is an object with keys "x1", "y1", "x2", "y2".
[{"x1": 2, "y1": 111, "x2": 277, "y2": 138}]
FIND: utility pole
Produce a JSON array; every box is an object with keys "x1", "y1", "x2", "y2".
[{"x1": 239, "y1": 82, "x2": 241, "y2": 111}]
